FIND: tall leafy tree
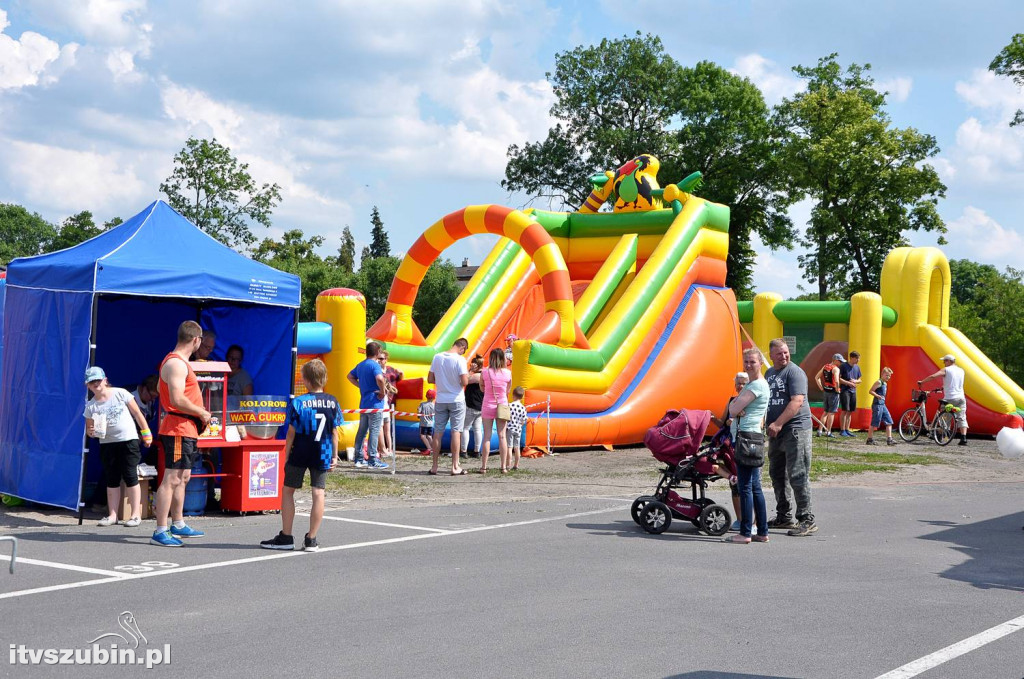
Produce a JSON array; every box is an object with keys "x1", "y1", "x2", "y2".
[
  {"x1": 775, "y1": 54, "x2": 947, "y2": 298},
  {"x1": 502, "y1": 33, "x2": 793, "y2": 296},
  {"x1": 160, "y1": 137, "x2": 282, "y2": 252},
  {"x1": 949, "y1": 263, "x2": 1024, "y2": 385},
  {"x1": 368, "y1": 207, "x2": 390, "y2": 259},
  {"x1": 48, "y1": 210, "x2": 104, "y2": 252},
  {"x1": 0, "y1": 203, "x2": 56, "y2": 265},
  {"x1": 253, "y1": 229, "x2": 355, "y2": 321},
  {"x1": 359, "y1": 245, "x2": 372, "y2": 270},
  {"x1": 665, "y1": 62, "x2": 794, "y2": 297},
  {"x1": 337, "y1": 225, "x2": 356, "y2": 273},
  {"x1": 990, "y1": 34, "x2": 1024, "y2": 126},
  {"x1": 356, "y1": 256, "x2": 400, "y2": 323},
  {"x1": 415, "y1": 260, "x2": 461, "y2": 335}
]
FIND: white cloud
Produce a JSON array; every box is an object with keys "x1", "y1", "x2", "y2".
[
  {"x1": 729, "y1": 53, "x2": 805, "y2": 104},
  {"x1": 877, "y1": 76, "x2": 912, "y2": 103},
  {"x1": 944, "y1": 205, "x2": 1024, "y2": 262},
  {"x1": 0, "y1": 9, "x2": 77, "y2": 90},
  {"x1": 160, "y1": 82, "x2": 245, "y2": 143},
  {"x1": 945, "y1": 69, "x2": 1024, "y2": 184},
  {"x1": 0, "y1": 139, "x2": 150, "y2": 216}
]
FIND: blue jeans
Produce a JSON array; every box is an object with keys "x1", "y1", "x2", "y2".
[
  {"x1": 736, "y1": 463, "x2": 767, "y2": 538},
  {"x1": 354, "y1": 412, "x2": 382, "y2": 464}
]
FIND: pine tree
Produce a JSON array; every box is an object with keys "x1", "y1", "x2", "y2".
[
  {"x1": 359, "y1": 245, "x2": 372, "y2": 270},
  {"x1": 369, "y1": 206, "x2": 390, "y2": 259},
  {"x1": 338, "y1": 225, "x2": 356, "y2": 273}
]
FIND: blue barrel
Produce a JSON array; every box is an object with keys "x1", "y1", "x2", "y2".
[{"x1": 183, "y1": 459, "x2": 208, "y2": 516}]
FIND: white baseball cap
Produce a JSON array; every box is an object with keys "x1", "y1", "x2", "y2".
[{"x1": 941, "y1": 354, "x2": 956, "y2": 362}]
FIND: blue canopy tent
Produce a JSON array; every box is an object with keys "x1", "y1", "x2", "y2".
[{"x1": 0, "y1": 200, "x2": 301, "y2": 511}]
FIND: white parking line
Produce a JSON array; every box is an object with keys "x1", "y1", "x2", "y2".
[
  {"x1": 299, "y1": 514, "x2": 451, "y2": 533},
  {"x1": 0, "y1": 504, "x2": 626, "y2": 601},
  {"x1": 874, "y1": 613, "x2": 1024, "y2": 678},
  {"x1": 0, "y1": 555, "x2": 127, "y2": 578}
]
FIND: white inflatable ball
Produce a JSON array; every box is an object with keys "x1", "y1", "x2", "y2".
[{"x1": 995, "y1": 427, "x2": 1024, "y2": 459}]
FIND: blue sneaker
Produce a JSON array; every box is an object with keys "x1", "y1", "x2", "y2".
[
  {"x1": 370, "y1": 460, "x2": 389, "y2": 469},
  {"x1": 170, "y1": 524, "x2": 205, "y2": 539},
  {"x1": 354, "y1": 460, "x2": 368, "y2": 468},
  {"x1": 150, "y1": 530, "x2": 183, "y2": 547}
]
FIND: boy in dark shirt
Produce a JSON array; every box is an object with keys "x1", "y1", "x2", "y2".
[{"x1": 261, "y1": 359, "x2": 341, "y2": 552}]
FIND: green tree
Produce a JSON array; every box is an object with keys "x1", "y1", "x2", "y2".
[
  {"x1": 775, "y1": 54, "x2": 947, "y2": 299},
  {"x1": 160, "y1": 137, "x2": 282, "y2": 252},
  {"x1": 104, "y1": 217, "x2": 123, "y2": 229},
  {"x1": 0, "y1": 203, "x2": 56, "y2": 265},
  {"x1": 369, "y1": 207, "x2": 390, "y2": 259},
  {"x1": 665, "y1": 61, "x2": 794, "y2": 298},
  {"x1": 414, "y1": 260, "x2": 461, "y2": 335},
  {"x1": 990, "y1": 34, "x2": 1024, "y2": 126},
  {"x1": 253, "y1": 229, "x2": 355, "y2": 321},
  {"x1": 48, "y1": 210, "x2": 104, "y2": 252},
  {"x1": 501, "y1": 34, "x2": 794, "y2": 296},
  {"x1": 355, "y1": 256, "x2": 400, "y2": 323},
  {"x1": 948, "y1": 259, "x2": 999, "y2": 305},
  {"x1": 337, "y1": 225, "x2": 356, "y2": 273},
  {"x1": 359, "y1": 245, "x2": 372, "y2": 270}
]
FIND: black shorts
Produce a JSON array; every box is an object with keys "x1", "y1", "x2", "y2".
[
  {"x1": 160, "y1": 435, "x2": 200, "y2": 470},
  {"x1": 100, "y1": 440, "x2": 141, "y2": 488},
  {"x1": 823, "y1": 391, "x2": 840, "y2": 413},
  {"x1": 420, "y1": 426, "x2": 434, "y2": 437},
  {"x1": 284, "y1": 463, "x2": 328, "y2": 490},
  {"x1": 840, "y1": 391, "x2": 857, "y2": 412}
]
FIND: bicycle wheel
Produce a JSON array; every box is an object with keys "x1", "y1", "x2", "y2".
[
  {"x1": 898, "y1": 408, "x2": 924, "y2": 443},
  {"x1": 932, "y1": 411, "x2": 955, "y2": 446}
]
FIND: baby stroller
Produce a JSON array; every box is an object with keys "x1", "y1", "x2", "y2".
[{"x1": 631, "y1": 408, "x2": 735, "y2": 536}]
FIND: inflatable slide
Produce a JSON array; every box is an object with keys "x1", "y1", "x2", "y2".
[{"x1": 315, "y1": 159, "x2": 743, "y2": 450}]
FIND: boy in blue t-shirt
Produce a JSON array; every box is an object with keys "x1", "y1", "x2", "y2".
[{"x1": 261, "y1": 359, "x2": 341, "y2": 552}]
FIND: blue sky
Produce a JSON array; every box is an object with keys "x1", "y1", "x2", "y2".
[{"x1": 1, "y1": 0, "x2": 1022, "y2": 297}]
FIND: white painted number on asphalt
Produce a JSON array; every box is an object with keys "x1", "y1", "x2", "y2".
[{"x1": 114, "y1": 561, "x2": 179, "y2": 573}]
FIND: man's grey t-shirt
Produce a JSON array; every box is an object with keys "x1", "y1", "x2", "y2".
[
  {"x1": 765, "y1": 362, "x2": 812, "y2": 432},
  {"x1": 429, "y1": 351, "x2": 468, "y2": 404}
]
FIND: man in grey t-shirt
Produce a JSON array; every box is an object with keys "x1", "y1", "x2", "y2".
[{"x1": 764, "y1": 338, "x2": 817, "y2": 536}]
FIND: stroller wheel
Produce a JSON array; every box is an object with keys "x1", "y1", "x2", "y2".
[
  {"x1": 639, "y1": 501, "x2": 672, "y2": 535},
  {"x1": 699, "y1": 504, "x2": 731, "y2": 537},
  {"x1": 630, "y1": 496, "x2": 655, "y2": 526}
]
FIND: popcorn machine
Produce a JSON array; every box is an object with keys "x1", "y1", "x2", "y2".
[{"x1": 191, "y1": 361, "x2": 230, "y2": 440}]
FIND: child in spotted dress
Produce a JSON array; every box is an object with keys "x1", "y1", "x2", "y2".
[{"x1": 505, "y1": 386, "x2": 528, "y2": 471}]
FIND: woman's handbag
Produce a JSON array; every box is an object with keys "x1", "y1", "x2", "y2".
[
  {"x1": 733, "y1": 412, "x2": 765, "y2": 467},
  {"x1": 490, "y1": 370, "x2": 511, "y2": 421}
]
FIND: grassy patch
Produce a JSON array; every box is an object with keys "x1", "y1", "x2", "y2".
[
  {"x1": 323, "y1": 472, "x2": 405, "y2": 497},
  {"x1": 816, "y1": 450, "x2": 947, "y2": 466},
  {"x1": 810, "y1": 459, "x2": 898, "y2": 481}
]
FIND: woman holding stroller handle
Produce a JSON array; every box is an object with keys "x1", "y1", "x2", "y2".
[
  {"x1": 724, "y1": 348, "x2": 771, "y2": 544},
  {"x1": 711, "y1": 373, "x2": 747, "y2": 527}
]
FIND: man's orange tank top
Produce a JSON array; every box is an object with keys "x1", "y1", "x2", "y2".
[{"x1": 158, "y1": 352, "x2": 203, "y2": 438}]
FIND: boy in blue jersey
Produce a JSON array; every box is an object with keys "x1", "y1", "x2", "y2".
[{"x1": 261, "y1": 359, "x2": 341, "y2": 552}]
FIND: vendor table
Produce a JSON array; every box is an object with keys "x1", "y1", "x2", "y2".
[{"x1": 156, "y1": 438, "x2": 287, "y2": 513}]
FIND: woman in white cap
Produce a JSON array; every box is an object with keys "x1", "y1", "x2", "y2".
[
  {"x1": 918, "y1": 354, "x2": 968, "y2": 445},
  {"x1": 83, "y1": 366, "x2": 153, "y2": 526}
]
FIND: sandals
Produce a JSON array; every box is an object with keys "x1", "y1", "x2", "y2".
[
  {"x1": 724, "y1": 534, "x2": 751, "y2": 544},
  {"x1": 450, "y1": 469, "x2": 467, "y2": 476},
  {"x1": 478, "y1": 468, "x2": 488, "y2": 474}
]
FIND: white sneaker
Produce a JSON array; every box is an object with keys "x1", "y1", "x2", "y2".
[
  {"x1": 97, "y1": 516, "x2": 117, "y2": 526},
  {"x1": 124, "y1": 517, "x2": 142, "y2": 527}
]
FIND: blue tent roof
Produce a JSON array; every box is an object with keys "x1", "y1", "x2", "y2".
[{"x1": 7, "y1": 200, "x2": 300, "y2": 307}]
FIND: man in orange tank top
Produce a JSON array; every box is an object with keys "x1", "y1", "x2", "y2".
[{"x1": 151, "y1": 320, "x2": 212, "y2": 547}]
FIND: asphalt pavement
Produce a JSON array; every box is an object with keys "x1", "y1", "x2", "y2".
[{"x1": 1, "y1": 481, "x2": 1022, "y2": 678}]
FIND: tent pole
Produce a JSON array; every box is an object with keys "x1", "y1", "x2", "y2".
[
  {"x1": 290, "y1": 309, "x2": 299, "y2": 397},
  {"x1": 78, "y1": 294, "x2": 100, "y2": 525}
]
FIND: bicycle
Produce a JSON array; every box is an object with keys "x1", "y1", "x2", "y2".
[{"x1": 897, "y1": 388, "x2": 961, "y2": 445}]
